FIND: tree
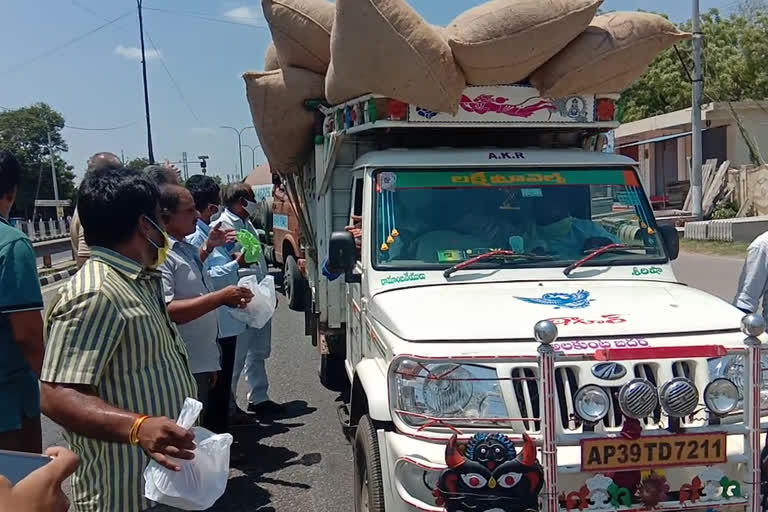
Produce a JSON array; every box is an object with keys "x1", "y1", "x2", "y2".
[
  {"x1": 0, "y1": 103, "x2": 77, "y2": 218},
  {"x1": 617, "y1": 8, "x2": 768, "y2": 164},
  {"x1": 125, "y1": 157, "x2": 151, "y2": 172},
  {"x1": 618, "y1": 9, "x2": 768, "y2": 122}
]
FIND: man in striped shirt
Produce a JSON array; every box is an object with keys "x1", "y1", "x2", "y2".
[{"x1": 41, "y1": 167, "x2": 198, "y2": 512}]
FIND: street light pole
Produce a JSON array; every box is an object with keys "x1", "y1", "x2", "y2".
[
  {"x1": 242, "y1": 144, "x2": 261, "y2": 171},
  {"x1": 220, "y1": 126, "x2": 255, "y2": 180},
  {"x1": 691, "y1": 0, "x2": 704, "y2": 220},
  {"x1": 137, "y1": 0, "x2": 155, "y2": 164}
]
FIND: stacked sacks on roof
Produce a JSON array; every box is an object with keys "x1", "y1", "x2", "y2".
[{"x1": 245, "y1": 0, "x2": 690, "y2": 175}]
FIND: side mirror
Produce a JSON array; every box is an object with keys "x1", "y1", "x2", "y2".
[
  {"x1": 658, "y1": 224, "x2": 679, "y2": 261},
  {"x1": 329, "y1": 230, "x2": 360, "y2": 283}
]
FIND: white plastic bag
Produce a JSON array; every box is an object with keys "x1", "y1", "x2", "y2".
[
  {"x1": 228, "y1": 275, "x2": 276, "y2": 328},
  {"x1": 144, "y1": 398, "x2": 233, "y2": 510}
]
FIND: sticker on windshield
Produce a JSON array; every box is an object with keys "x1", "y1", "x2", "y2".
[
  {"x1": 390, "y1": 170, "x2": 638, "y2": 189},
  {"x1": 380, "y1": 272, "x2": 426, "y2": 286},
  {"x1": 516, "y1": 290, "x2": 594, "y2": 309},
  {"x1": 521, "y1": 188, "x2": 543, "y2": 198},
  {"x1": 379, "y1": 172, "x2": 397, "y2": 191},
  {"x1": 633, "y1": 266, "x2": 663, "y2": 276}
]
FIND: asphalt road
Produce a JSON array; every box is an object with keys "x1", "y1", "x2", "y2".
[{"x1": 38, "y1": 251, "x2": 748, "y2": 511}]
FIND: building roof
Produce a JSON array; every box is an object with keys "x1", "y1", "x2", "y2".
[
  {"x1": 244, "y1": 163, "x2": 272, "y2": 186},
  {"x1": 615, "y1": 101, "x2": 768, "y2": 143}
]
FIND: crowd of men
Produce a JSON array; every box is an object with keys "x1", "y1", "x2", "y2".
[{"x1": 0, "y1": 149, "x2": 281, "y2": 511}]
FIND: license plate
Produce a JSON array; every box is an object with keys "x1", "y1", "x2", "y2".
[{"x1": 580, "y1": 432, "x2": 727, "y2": 471}]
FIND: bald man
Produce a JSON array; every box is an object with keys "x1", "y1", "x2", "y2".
[{"x1": 70, "y1": 152, "x2": 122, "y2": 268}]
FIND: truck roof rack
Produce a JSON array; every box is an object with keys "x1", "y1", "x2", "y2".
[{"x1": 318, "y1": 85, "x2": 619, "y2": 137}]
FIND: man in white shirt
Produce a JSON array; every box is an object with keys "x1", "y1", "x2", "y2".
[
  {"x1": 735, "y1": 231, "x2": 768, "y2": 320},
  {"x1": 157, "y1": 184, "x2": 253, "y2": 424},
  {"x1": 217, "y1": 183, "x2": 285, "y2": 418}
]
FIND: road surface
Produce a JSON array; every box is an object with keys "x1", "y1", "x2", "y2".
[{"x1": 38, "y1": 251, "x2": 747, "y2": 510}]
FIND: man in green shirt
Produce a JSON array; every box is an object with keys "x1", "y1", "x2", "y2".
[
  {"x1": 41, "y1": 166, "x2": 198, "y2": 511},
  {"x1": 0, "y1": 150, "x2": 45, "y2": 454}
]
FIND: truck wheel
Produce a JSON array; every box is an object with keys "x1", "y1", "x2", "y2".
[
  {"x1": 354, "y1": 415, "x2": 385, "y2": 512},
  {"x1": 284, "y1": 255, "x2": 308, "y2": 312}
]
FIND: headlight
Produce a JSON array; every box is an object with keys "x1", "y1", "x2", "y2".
[
  {"x1": 710, "y1": 354, "x2": 768, "y2": 409},
  {"x1": 391, "y1": 360, "x2": 509, "y2": 427},
  {"x1": 574, "y1": 385, "x2": 610, "y2": 423},
  {"x1": 704, "y1": 378, "x2": 739, "y2": 415}
]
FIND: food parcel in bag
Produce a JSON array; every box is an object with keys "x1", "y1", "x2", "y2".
[
  {"x1": 229, "y1": 274, "x2": 277, "y2": 329},
  {"x1": 144, "y1": 398, "x2": 233, "y2": 510}
]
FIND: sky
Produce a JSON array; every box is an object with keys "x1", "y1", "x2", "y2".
[{"x1": 1, "y1": 0, "x2": 735, "y2": 185}]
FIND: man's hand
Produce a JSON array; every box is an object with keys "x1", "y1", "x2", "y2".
[
  {"x1": 345, "y1": 215, "x2": 362, "y2": 250},
  {"x1": 207, "y1": 225, "x2": 236, "y2": 251},
  {"x1": 235, "y1": 252, "x2": 247, "y2": 268},
  {"x1": 162, "y1": 159, "x2": 181, "y2": 178},
  {"x1": 136, "y1": 417, "x2": 196, "y2": 471},
  {"x1": 0, "y1": 446, "x2": 80, "y2": 512},
  {"x1": 218, "y1": 285, "x2": 254, "y2": 308}
]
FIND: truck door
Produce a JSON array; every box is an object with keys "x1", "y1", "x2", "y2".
[{"x1": 346, "y1": 175, "x2": 365, "y2": 369}]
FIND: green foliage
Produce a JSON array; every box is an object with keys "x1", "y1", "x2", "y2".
[
  {"x1": 712, "y1": 201, "x2": 739, "y2": 219},
  {"x1": 618, "y1": 8, "x2": 768, "y2": 123},
  {"x1": 124, "y1": 157, "x2": 151, "y2": 172},
  {"x1": 0, "y1": 103, "x2": 77, "y2": 218}
]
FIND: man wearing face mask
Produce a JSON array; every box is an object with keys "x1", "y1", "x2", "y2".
[
  {"x1": 526, "y1": 195, "x2": 618, "y2": 259},
  {"x1": 40, "y1": 167, "x2": 198, "y2": 512},
  {"x1": 217, "y1": 183, "x2": 285, "y2": 418},
  {"x1": 185, "y1": 175, "x2": 259, "y2": 431},
  {"x1": 157, "y1": 184, "x2": 254, "y2": 428}
]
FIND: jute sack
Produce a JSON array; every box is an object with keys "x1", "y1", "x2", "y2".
[
  {"x1": 447, "y1": 0, "x2": 603, "y2": 85},
  {"x1": 262, "y1": 0, "x2": 334, "y2": 74},
  {"x1": 264, "y1": 43, "x2": 280, "y2": 71},
  {"x1": 244, "y1": 67, "x2": 325, "y2": 174},
  {"x1": 325, "y1": 0, "x2": 465, "y2": 113},
  {"x1": 530, "y1": 12, "x2": 691, "y2": 97}
]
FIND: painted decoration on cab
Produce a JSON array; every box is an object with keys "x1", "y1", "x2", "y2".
[
  {"x1": 549, "y1": 314, "x2": 626, "y2": 326},
  {"x1": 516, "y1": 290, "x2": 593, "y2": 309},
  {"x1": 433, "y1": 433, "x2": 544, "y2": 512}
]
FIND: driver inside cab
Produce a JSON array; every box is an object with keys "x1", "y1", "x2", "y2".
[{"x1": 523, "y1": 190, "x2": 619, "y2": 259}]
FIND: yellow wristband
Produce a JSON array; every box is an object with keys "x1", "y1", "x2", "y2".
[{"x1": 129, "y1": 415, "x2": 149, "y2": 445}]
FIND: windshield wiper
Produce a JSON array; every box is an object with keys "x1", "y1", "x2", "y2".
[
  {"x1": 443, "y1": 250, "x2": 554, "y2": 278},
  {"x1": 563, "y1": 243, "x2": 633, "y2": 276}
]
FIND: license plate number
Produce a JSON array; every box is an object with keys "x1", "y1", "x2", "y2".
[{"x1": 580, "y1": 433, "x2": 727, "y2": 471}]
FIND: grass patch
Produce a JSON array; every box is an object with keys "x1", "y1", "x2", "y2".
[{"x1": 680, "y1": 238, "x2": 749, "y2": 257}]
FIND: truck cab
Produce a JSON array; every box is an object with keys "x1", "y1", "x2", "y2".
[{"x1": 280, "y1": 86, "x2": 766, "y2": 512}]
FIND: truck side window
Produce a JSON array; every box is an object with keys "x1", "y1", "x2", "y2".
[{"x1": 352, "y1": 178, "x2": 363, "y2": 217}]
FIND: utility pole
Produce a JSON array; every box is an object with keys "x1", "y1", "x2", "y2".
[
  {"x1": 137, "y1": 0, "x2": 155, "y2": 164},
  {"x1": 691, "y1": 0, "x2": 704, "y2": 220},
  {"x1": 182, "y1": 151, "x2": 189, "y2": 180},
  {"x1": 46, "y1": 130, "x2": 59, "y2": 201}
]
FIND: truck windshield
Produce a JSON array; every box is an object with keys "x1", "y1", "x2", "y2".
[{"x1": 373, "y1": 168, "x2": 667, "y2": 270}]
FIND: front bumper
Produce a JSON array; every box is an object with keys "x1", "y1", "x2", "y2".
[{"x1": 378, "y1": 429, "x2": 760, "y2": 512}]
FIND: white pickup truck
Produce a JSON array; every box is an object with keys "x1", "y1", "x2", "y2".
[{"x1": 277, "y1": 85, "x2": 766, "y2": 512}]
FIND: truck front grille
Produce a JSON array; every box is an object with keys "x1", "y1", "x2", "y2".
[{"x1": 511, "y1": 361, "x2": 695, "y2": 433}]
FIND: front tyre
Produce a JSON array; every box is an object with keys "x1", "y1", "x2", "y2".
[{"x1": 354, "y1": 415, "x2": 385, "y2": 512}]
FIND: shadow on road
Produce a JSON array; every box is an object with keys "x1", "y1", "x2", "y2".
[{"x1": 210, "y1": 400, "x2": 322, "y2": 510}]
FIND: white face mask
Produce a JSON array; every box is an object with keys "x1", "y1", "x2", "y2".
[{"x1": 243, "y1": 199, "x2": 259, "y2": 217}]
